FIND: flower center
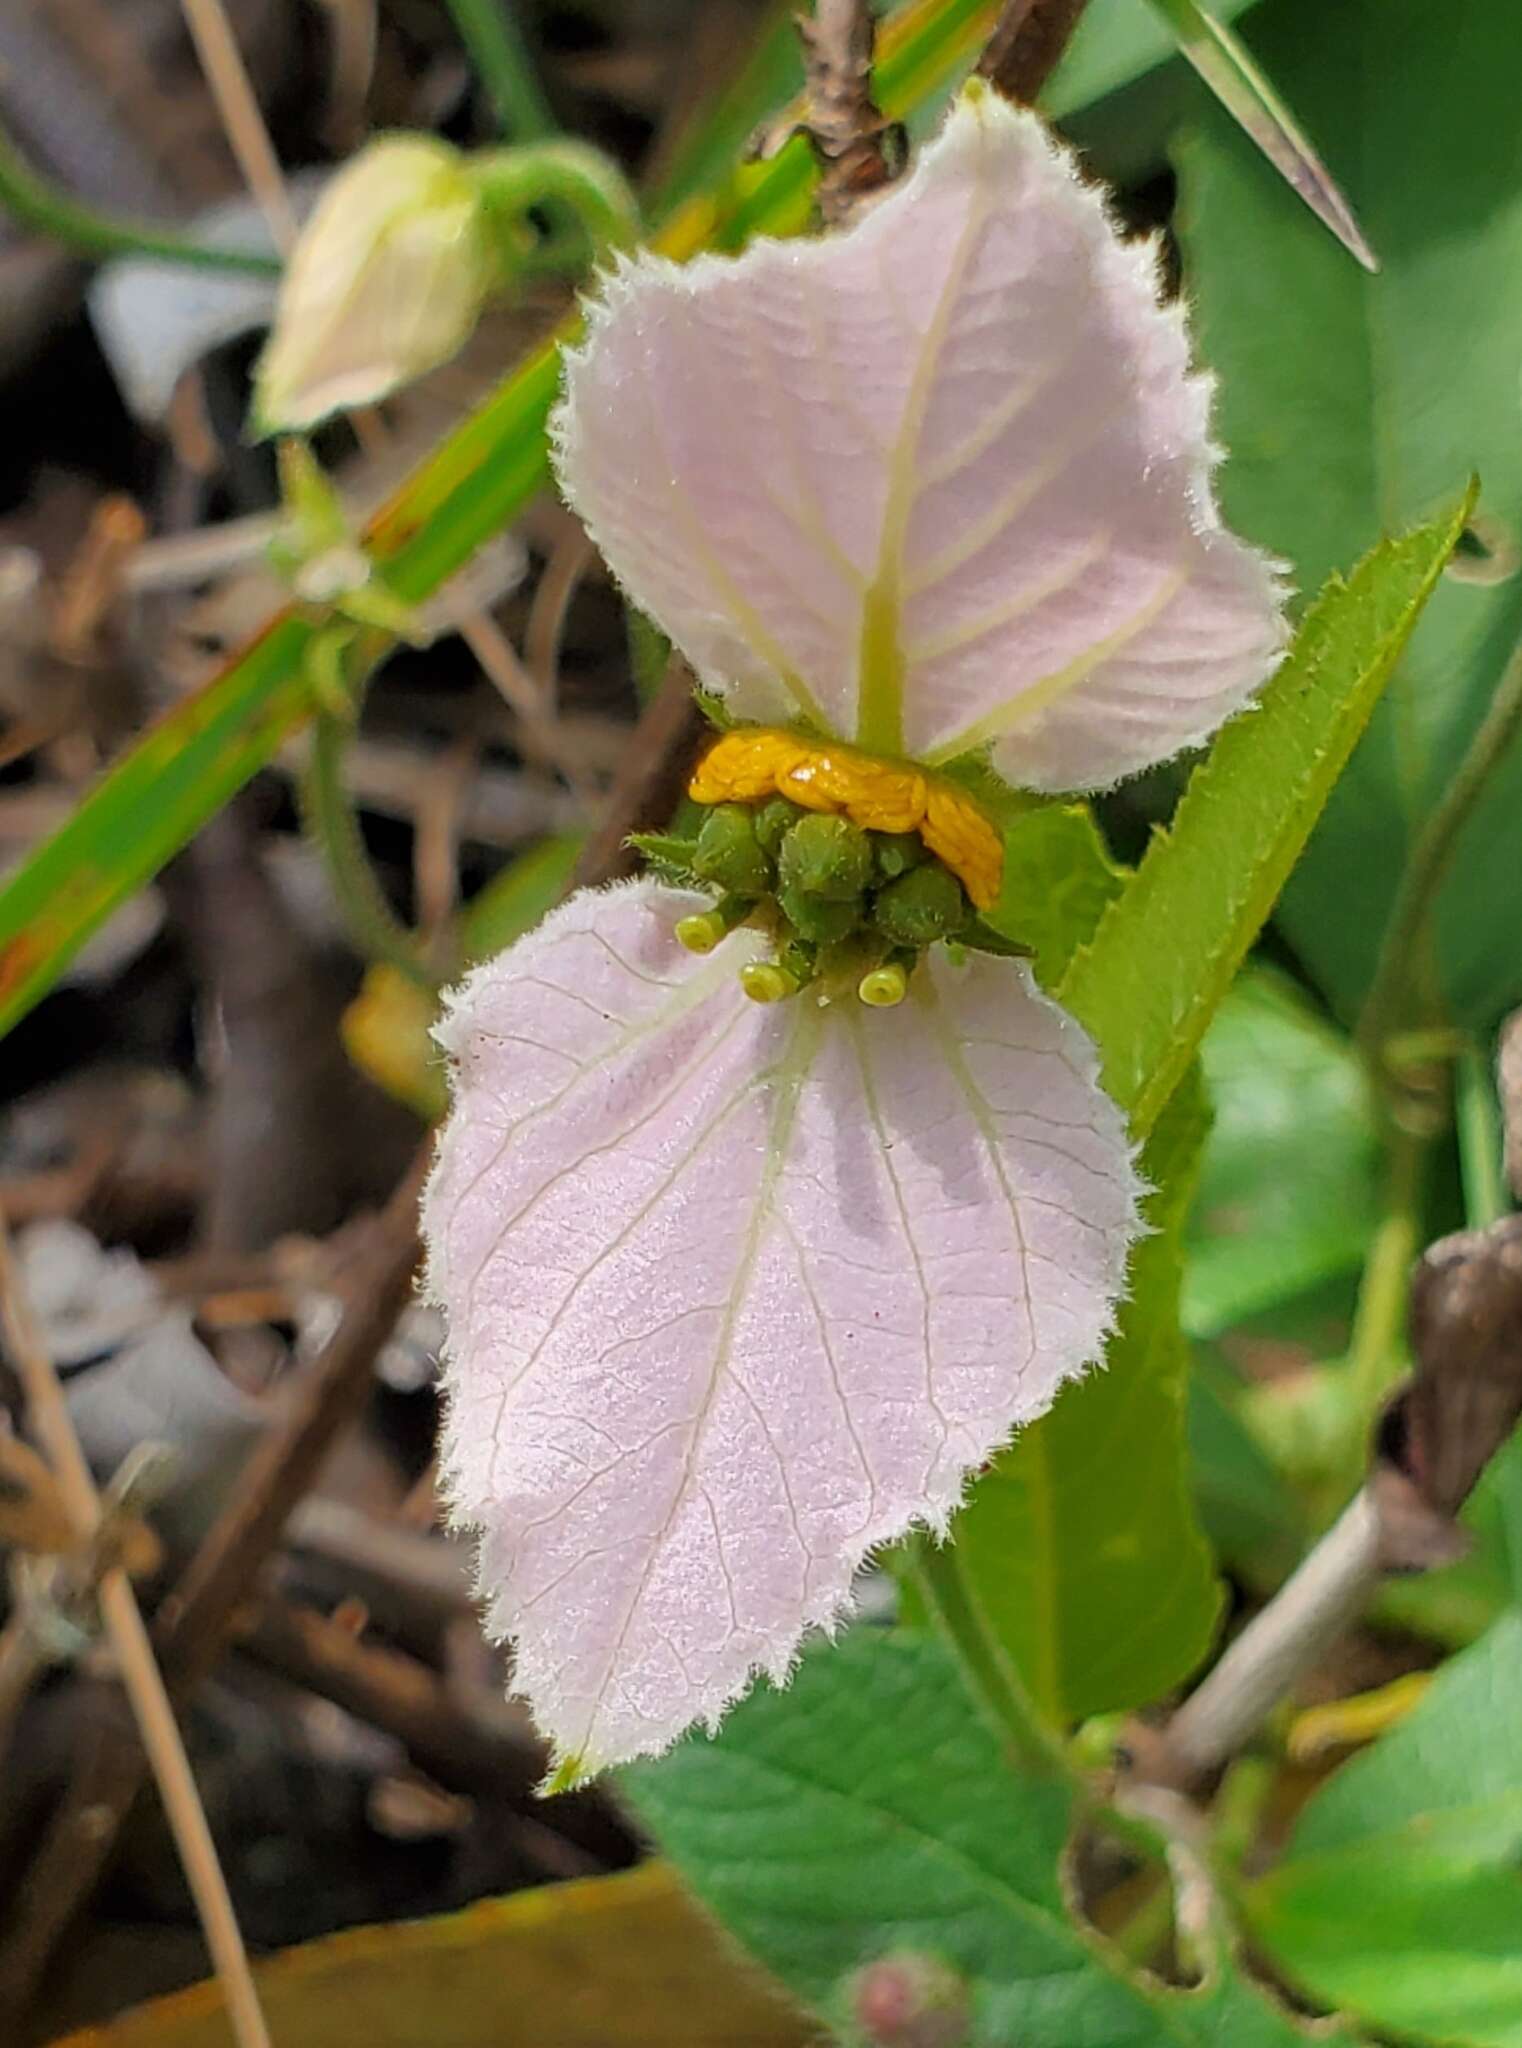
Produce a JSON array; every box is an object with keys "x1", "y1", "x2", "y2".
[
  {"x1": 688, "y1": 728, "x2": 1003, "y2": 910},
  {"x1": 637, "y1": 726, "x2": 1006, "y2": 1009}
]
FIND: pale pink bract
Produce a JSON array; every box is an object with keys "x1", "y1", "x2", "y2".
[
  {"x1": 550, "y1": 88, "x2": 1284, "y2": 786},
  {"x1": 422, "y1": 88, "x2": 1284, "y2": 1777}
]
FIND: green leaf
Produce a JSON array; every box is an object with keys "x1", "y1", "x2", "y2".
[
  {"x1": 1057, "y1": 499, "x2": 1473, "y2": 1136},
  {"x1": 941, "y1": 1068, "x2": 1222, "y2": 1723},
  {"x1": 629, "y1": 1628, "x2": 1350, "y2": 2046},
  {"x1": 1045, "y1": 0, "x2": 1262, "y2": 121},
  {"x1": 460, "y1": 833, "x2": 583, "y2": 958},
  {"x1": 986, "y1": 801, "x2": 1125, "y2": 990},
  {"x1": 0, "y1": 0, "x2": 995, "y2": 1043},
  {"x1": 1146, "y1": 0, "x2": 1374, "y2": 269},
  {"x1": 919, "y1": 799, "x2": 1219, "y2": 1722},
  {"x1": 0, "y1": 617, "x2": 318, "y2": 1033},
  {"x1": 644, "y1": 1, "x2": 801, "y2": 219},
  {"x1": 1174, "y1": 0, "x2": 1522, "y2": 1029},
  {"x1": 1185, "y1": 967, "x2": 1380, "y2": 1339},
  {"x1": 1249, "y1": 1614, "x2": 1522, "y2": 2047},
  {"x1": 1187, "y1": 1352, "x2": 1306, "y2": 1585}
]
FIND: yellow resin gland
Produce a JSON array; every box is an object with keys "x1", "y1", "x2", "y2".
[{"x1": 688, "y1": 728, "x2": 1003, "y2": 911}]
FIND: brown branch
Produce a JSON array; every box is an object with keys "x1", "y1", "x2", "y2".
[
  {"x1": 1500, "y1": 1009, "x2": 1522, "y2": 1200},
  {"x1": 1139, "y1": 1215, "x2": 1522, "y2": 1795},
  {"x1": 976, "y1": 0, "x2": 1091, "y2": 105},
  {"x1": 155, "y1": 1154, "x2": 429, "y2": 1686},
  {"x1": 797, "y1": 0, "x2": 901, "y2": 227},
  {"x1": 570, "y1": 657, "x2": 708, "y2": 891},
  {"x1": 242, "y1": 1597, "x2": 540, "y2": 1797}
]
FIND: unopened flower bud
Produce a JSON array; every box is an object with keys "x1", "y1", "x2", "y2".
[
  {"x1": 778, "y1": 882, "x2": 860, "y2": 947},
  {"x1": 872, "y1": 863, "x2": 968, "y2": 947},
  {"x1": 254, "y1": 136, "x2": 496, "y2": 434},
  {"x1": 754, "y1": 794, "x2": 804, "y2": 858},
  {"x1": 778, "y1": 813, "x2": 872, "y2": 901},
  {"x1": 872, "y1": 830, "x2": 925, "y2": 881},
  {"x1": 692, "y1": 803, "x2": 772, "y2": 895},
  {"x1": 850, "y1": 1952, "x2": 970, "y2": 2048}
]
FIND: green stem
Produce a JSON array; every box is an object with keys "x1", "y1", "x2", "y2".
[
  {"x1": 300, "y1": 704, "x2": 436, "y2": 989},
  {"x1": 904, "y1": 1534, "x2": 1070, "y2": 1780},
  {"x1": 1457, "y1": 1042, "x2": 1510, "y2": 1229},
  {"x1": 472, "y1": 142, "x2": 639, "y2": 270},
  {"x1": 1345, "y1": 1124, "x2": 1425, "y2": 1425},
  {"x1": 1360, "y1": 633, "x2": 1522, "y2": 1076},
  {"x1": 0, "y1": 119, "x2": 279, "y2": 275},
  {"x1": 444, "y1": 0, "x2": 557, "y2": 141}
]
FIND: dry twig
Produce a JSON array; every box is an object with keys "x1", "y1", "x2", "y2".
[
  {"x1": 976, "y1": 0, "x2": 1092, "y2": 104},
  {"x1": 1143, "y1": 1215, "x2": 1522, "y2": 1793},
  {"x1": 797, "y1": 0, "x2": 901, "y2": 225},
  {"x1": 0, "y1": 1218, "x2": 271, "y2": 2048}
]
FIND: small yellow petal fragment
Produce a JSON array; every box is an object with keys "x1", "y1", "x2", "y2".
[
  {"x1": 740, "y1": 960, "x2": 799, "y2": 1004},
  {"x1": 1287, "y1": 1671, "x2": 1433, "y2": 1763},
  {"x1": 858, "y1": 962, "x2": 909, "y2": 1008},
  {"x1": 689, "y1": 728, "x2": 1002, "y2": 910}
]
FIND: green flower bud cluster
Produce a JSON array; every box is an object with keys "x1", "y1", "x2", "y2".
[{"x1": 635, "y1": 795, "x2": 976, "y2": 1007}]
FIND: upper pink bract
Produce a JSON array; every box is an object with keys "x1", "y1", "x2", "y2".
[{"x1": 552, "y1": 88, "x2": 1285, "y2": 788}]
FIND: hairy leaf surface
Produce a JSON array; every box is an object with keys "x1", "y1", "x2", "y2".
[
  {"x1": 1250, "y1": 1615, "x2": 1522, "y2": 2047},
  {"x1": 630, "y1": 1627, "x2": 1355, "y2": 2046}
]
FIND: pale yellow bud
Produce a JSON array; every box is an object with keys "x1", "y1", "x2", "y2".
[{"x1": 253, "y1": 136, "x2": 494, "y2": 434}]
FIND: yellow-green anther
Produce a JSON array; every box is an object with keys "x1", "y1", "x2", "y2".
[
  {"x1": 858, "y1": 960, "x2": 909, "y2": 1008},
  {"x1": 778, "y1": 883, "x2": 860, "y2": 947},
  {"x1": 754, "y1": 795, "x2": 803, "y2": 859},
  {"x1": 741, "y1": 959, "x2": 800, "y2": 1004},
  {"x1": 675, "y1": 911, "x2": 726, "y2": 955},
  {"x1": 778, "y1": 813, "x2": 872, "y2": 901},
  {"x1": 871, "y1": 830, "x2": 925, "y2": 882},
  {"x1": 674, "y1": 893, "x2": 749, "y2": 955},
  {"x1": 872, "y1": 862, "x2": 968, "y2": 947},
  {"x1": 693, "y1": 803, "x2": 772, "y2": 895}
]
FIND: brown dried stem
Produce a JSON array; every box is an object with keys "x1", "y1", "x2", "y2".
[
  {"x1": 1500, "y1": 1009, "x2": 1522, "y2": 1200},
  {"x1": 976, "y1": 0, "x2": 1091, "y2": 105},
  {"x1": 798, "y1": 0, "x2": 900, "y2": 226},
  {"x1": 1145, "y1": 1215, "x2": 1522, "y2": 1794}
]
